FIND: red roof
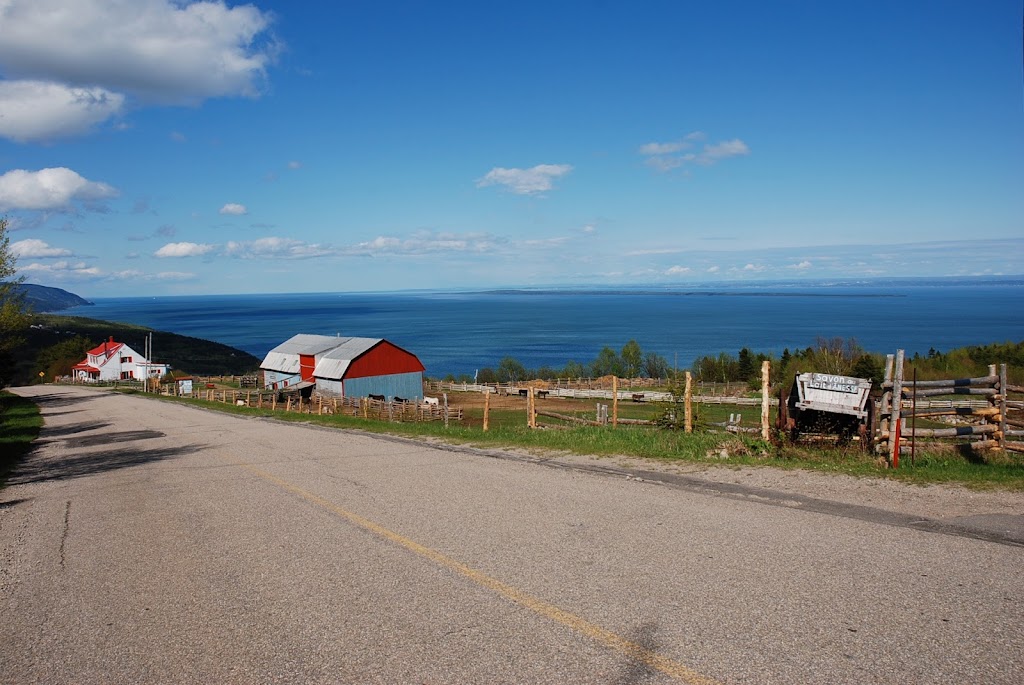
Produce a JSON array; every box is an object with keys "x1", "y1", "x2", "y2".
[
  {"x1": 73, "y1": 364, "x2": 99, "y2": 373},
  {"x1": 87, "y1": 339, "x2": 124, "y2": 358}
]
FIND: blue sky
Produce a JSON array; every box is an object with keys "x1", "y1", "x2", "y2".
[{"x1": 0, "y1": 0, "x2": 1021, "y2": 297}]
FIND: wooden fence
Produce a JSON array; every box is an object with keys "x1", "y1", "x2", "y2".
[
  {"x1": 878, "y1": 351, "x2": 1021, "y2": 463},
  {"x1": 183, "y1": 387, "x2": 461, "y2": 423}
]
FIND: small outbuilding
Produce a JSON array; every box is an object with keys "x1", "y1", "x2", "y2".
[{"x1": 260, "y1": 333, "x2": 425, "y2": 401}]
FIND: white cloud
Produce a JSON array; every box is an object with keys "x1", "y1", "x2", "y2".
[
  {"x1": 640, "y1": 132, "x2": 750, "y2": 173},
  {"x1": 476, "y1": 164, "x2": 573, "y2": 195},
  {"x1": 0, "y1": 167, "x2": 118, "y2": 211},
  {"x1": 346, "y1": 231, "x2": 503, "y2": 256},
  {"x1": 11, "y1": 238, "x2": 73, "y2": 258},
  {"x1": 287, "y1": 160, "x2": 302, "y2": 169},
  {"x1": 638, "y1": 141, "x2": 690, "y2": 156},
  {"x1": 154, "y1": 271, "x2": 196, "y2": 281},
  {"x1": 0, "y1": 81, "x2": 124, "y2": 142},
  {"x1": 696, "y1": 139, "x2": 750, "y2": 165},
  {"x1": 581, "y1": 224, "x2": 596, "y2": 234},
  {"x1": 170, "y1": 131, "x2": 187, "y2": 143},
  {"x1": 706, "y1": 266, "x2": 720, "y2": 273},
  {"x1": 0, "y1": 0, "x2": 278, "y2": 142},
  {"x1": 742, "y1": 263, "x2": 766, "y2": 272},
  {"x1": 154, "y1": 241, "x2": 216, "y2": 258},
  {"x1": 787, "y1": 260, "x2": 812, "y2": 270},
  {"x1": 225, "y1": 237, "x2": 332, "y2": 259},
  {"x1": 625, "y1": 248, "x2": 685, "y2": 256},
  {"x1": 19, "y1": 260, "x2": 102, "y2": 279},
  {"x1": 665, "y1": 265, "x2": 691, "y2": 275},
  {"x1": 219, "y1": 203, "x2": 248, "y2": 215}
]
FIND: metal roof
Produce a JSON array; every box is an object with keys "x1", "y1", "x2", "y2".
[
  {"x1": 312, "y1": 337, "x2": 382, "y2": 380},
  {"x1": 260, "y1": 334, "x2": 348, "y2": 373}
]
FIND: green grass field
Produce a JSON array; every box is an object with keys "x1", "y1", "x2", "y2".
[
  {"x1": 0, "y1": 392, "x2": 43, "y2": 487},
  {"x1": 122, "y1": 390, "x2": 1024, "y2": 490}
]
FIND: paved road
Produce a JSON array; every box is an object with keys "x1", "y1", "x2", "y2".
[{"x1": 2, "y1": 385, "x2": 1021, "y2": 684}]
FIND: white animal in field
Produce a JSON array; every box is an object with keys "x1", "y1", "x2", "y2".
[{"x1": 422, "y1": 396, "x2": 439, "y2": 406}]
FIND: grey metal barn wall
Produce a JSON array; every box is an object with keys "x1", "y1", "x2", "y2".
[{"x1": 342, "y1": 372, "x2": 424, "y2": 401}]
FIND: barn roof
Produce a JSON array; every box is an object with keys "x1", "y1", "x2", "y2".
[
  {"x1": 312, "y1": 337, "x2": 382, "y2": 380},
  {"x1": 260, "y1": 334, "x2": 347, "y2": 373}
]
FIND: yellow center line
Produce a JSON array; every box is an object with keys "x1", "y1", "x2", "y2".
[{"x1": 230, "y1": 457, "x2": 720, "y2": 685}]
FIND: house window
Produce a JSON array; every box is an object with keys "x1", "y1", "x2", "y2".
[
  {"x1": 120, "y1": 356, "x2": 133, "y2": 363},
  {"x1": 121, "y1": 371, "x2": 134, "y2": 379}
]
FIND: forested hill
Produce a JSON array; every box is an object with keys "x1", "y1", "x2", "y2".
[
  {"x1": 15, "y1": 284, "x2": 92, "y2": 312},
  {"x1": 10, "y1": 314, "x2": 261, "y2": 385}
]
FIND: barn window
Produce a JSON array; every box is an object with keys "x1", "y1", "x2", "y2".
[{"x1": 121, "y1": 356, "x2": 133, "y2": 363}]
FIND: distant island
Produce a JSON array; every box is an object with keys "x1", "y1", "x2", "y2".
[{"x1": 16, "y1": 284, "x2": 93, "y2": 312}]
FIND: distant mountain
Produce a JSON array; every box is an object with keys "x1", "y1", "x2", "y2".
[{"x1": 16, "y1": 284, "x2": 92, "y2": 312}]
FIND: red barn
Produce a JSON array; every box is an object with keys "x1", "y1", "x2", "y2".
[{"x1": 260, "y1": 334, "x2": 424, "y2": 400}]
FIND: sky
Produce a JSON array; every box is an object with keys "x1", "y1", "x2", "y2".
[{"x1": 0, "y1": 0, "x2": 1022, "y2": 297}]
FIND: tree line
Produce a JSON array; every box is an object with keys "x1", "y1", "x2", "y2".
[{"x1": 445, "y1": 335, "x2": 1024, "y2": 389}]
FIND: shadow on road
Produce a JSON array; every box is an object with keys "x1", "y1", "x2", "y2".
[
  {"x1": 38, "y1": 421, "x2": 112, "y2": 439},
  {"x1": 26, "y1": 391, "x2": 99, "y2": 409},
  {"x1": 8, "y1": 442, "x2": 208, "y2": 485},
  {"x1": 64, "y1": 430, "x2": 166, "y2": 448},
  {"x1": 614, "y1": 622, "x2": 663, "y2": 685}
]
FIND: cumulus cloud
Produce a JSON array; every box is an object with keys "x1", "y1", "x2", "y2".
[
  {"x1": 665, "y1": 265, "x2": 691, "y2": 275},
  {"x1": 476, "y1": 164, "x2": 572, "y2": 195},
  {"x1": 154, "y1": 241, "x2": 216, "y2": 258},
  {"x1": 640, "y1": 132, "x2": 750, "y2": 173},
  {"x1": 224, "y1": 237, "x2": 333, "y2": 259},
  {"x1": 10, "y1": 238, "x2": 73, "y2": 258},
  {"x1": 0, "y1": 167, "x2": 118, "y2": 211},
  {"x1": 0, "y1": 0, "x2": 278, "y2": 142},
  {"x1": 219, "y1": 203, "x2": 248, "y2": 215},
  {"x1": 742, "y1": 263, "x2": 765, "y2": 272},
  {"x1": 0, "y1": 81, "x2": 124, "y2": 142},
  {"x1": 788, "y1": 260, "x2": 812, "y2": 270}
]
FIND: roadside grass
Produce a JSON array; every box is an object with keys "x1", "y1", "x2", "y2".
[
  {"x1": 126, "y1": 390, "x2": 1024, "y2": 490},
  {"x1": 0, "y1": 391, "x2": 43, "y2": 488}
]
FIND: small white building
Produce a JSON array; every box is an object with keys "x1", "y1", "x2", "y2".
[{"x1": 72, "y1": 337, "x2": 169, "y2": 383}]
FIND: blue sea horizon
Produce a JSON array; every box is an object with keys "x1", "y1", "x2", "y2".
[{"x1": 58, "y1": 276, "x2": 1024, "y2": 378}]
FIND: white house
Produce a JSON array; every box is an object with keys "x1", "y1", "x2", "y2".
[{"x1": 72, "y1": 337, "x2": 169, "y2": 383}]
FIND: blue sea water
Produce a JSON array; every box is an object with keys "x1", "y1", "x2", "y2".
[{"x1": 58, "y1": 278, "x2": 1024, "y2": 378}]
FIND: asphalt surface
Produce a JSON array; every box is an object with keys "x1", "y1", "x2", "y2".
[{"x1": 2, "y1": 385, "x2": 1022, "y2": 684}]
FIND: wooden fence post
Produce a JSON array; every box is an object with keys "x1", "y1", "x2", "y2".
[
  {"x1": 999, "y1": 363, "x2": 1007, "y2": 451},
  {"x1": 612, "y1": 376, "x2": 619, "y2": 428},
  {"x1": 527, "y1": 387, "x2": 534, "y2": 428},
  {"x1": 684, "y1": 371, "x2": 693, "y2": 433},
  {"x1": 889, "y1": 349, "x2": 905, "y2": 467},
  {"x1": 761, "y1": 360, "x2": 771, "y2": 440},
  {"x1": 483, "y1": 390, "x2": 490, "y2": 432}
]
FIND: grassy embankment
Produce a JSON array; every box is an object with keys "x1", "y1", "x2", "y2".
[
  {"x1": 130, "y1": 390, "x2": 1024, "y2": 490},
  {"x1": 11, "y1": 314, "x2": 261, "y2": 384},
  {"x1": 0, "y1": 392, "x2": 43, "y2": 487}
]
